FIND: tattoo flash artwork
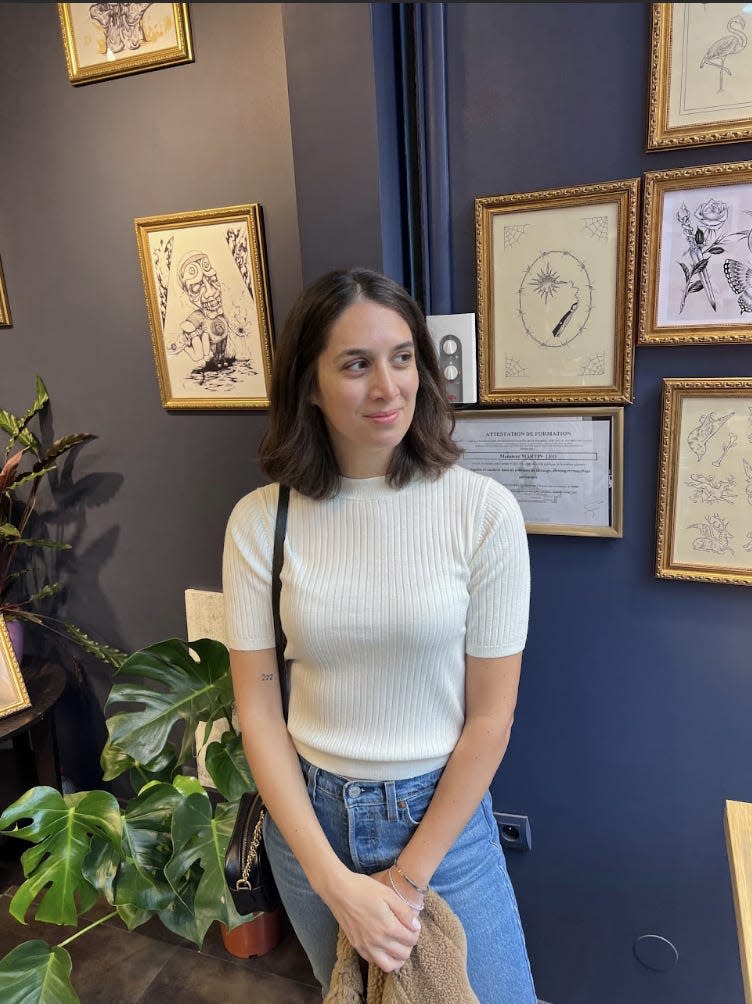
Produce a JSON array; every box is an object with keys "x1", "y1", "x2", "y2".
[
  {"x1": 505, "y1": 356, "x2": 528, "y2": 378},
  {"x1": 687, "y1": 512, "x2": 734, "y2": 555},
  {"x1": 712, "y1": 431, "x2": 737, "y2": 467},
  {"x1": 674, "y1": 399, "x2": 752, "y2": 572},
  {"x1": 579, "y1": 353, "x2": 605, "y2": 377},
  {"x1": 154, "y1": 225, "x2": 262, "y2": 395},
  {"x1": 672, "y1": 196, "x2": 752, "y2": 321},
  {"x1": 684, "y1": 473, "x2": 737, "y2": 505},
  {"x1": 89, "y1": 3, "x2": 153, "y2": 59},
  {"x1": 687, "y1": 410, "x2": 734, "y2": 461},
  {"x1": 518, "y1": 250, "x2": 593, "y2": 349},
  {"x1": 699, "y1": 15, "x2": 748, "y2": 94}
]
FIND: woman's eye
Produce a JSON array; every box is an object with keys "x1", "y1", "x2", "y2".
[
  {"x1": 395, "y1": 351, "x2": 414, "y2": 365},
  {"x1": 344, "y1": 358, "x2": 368, "y2": 372}
]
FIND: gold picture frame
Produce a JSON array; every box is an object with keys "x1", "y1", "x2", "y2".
[
  {"x1": 656, "y1": 378, "x2": 752, "y2": 585},
  {"x1": 639, "y1": 160, "x2": 752, "y2": 345},
  {"x1": 647, "y1": 4, "x2": 752, "y2": 151},
  {"x1": 134, "y1": 204, "x2": 274, "y2": 411},
  {"x1": 0, "y1": 617, "x2": 31, "y2": 721},
  {"x1": 454, "y1": 407, "x2": 623, "y2": 538},
  {"x1": 0, "y1": 257, "x2": 11, "y2": 327},
  {"x1": 475, "y1": 178, "x2": 639, "y2": 407},
  {"x1": 57, "y1": 3, "x2": 193, "y2": 86}
]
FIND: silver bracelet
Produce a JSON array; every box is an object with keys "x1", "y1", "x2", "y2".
[
  {"x1": 388, "y1": 867, "x2": 424, "y2": 912},
  {"x1": 392, "y1": 859, "x2": 429, "y2": 895}
]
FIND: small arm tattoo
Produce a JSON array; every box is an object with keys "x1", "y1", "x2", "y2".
[{"x1": 260, "y1": 673, "x2": 273, "y2": 681}]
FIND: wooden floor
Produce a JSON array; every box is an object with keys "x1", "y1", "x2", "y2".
[{"x1": 0, "y1": 851, "x2": 321, "y2": 1003}]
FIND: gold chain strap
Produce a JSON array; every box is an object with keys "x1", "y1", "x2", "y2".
[{"x1": 236, "y1": 806, "x2": 266, "y2": 890}]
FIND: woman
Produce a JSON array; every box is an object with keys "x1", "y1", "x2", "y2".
[{"x1": 223, "y1": 269, "x2": 536, "y2": 1002}]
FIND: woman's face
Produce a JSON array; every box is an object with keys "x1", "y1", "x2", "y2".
[{"x1": 312, "y1": 298, "x2": 419, "y2": 478}]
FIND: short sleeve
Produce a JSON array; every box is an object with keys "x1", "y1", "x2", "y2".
[
  {"x1": 465, "y1": 480, "x2": 530, "y2": 658},
  {"x1": 222, "y1": 486, "x2": 277, "y2": 651}
]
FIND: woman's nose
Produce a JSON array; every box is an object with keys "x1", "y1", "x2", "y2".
[{"x1": 369, "y1": 363, "x2": 397, "y2": 398}]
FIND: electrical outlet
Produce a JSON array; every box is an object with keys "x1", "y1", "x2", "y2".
[{"x1": 493, "y1": 812, "x2": 532, "y2": 851}]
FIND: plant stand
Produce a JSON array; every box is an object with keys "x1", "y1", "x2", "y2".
[{"x1": 220, "y1": 908, "x2": 282, "y2": 958}]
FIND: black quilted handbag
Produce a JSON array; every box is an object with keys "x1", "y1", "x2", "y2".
[
  {"x1": 224, "y1": 790, "x2": 281, "y2": 915},
  {"x1": 224, "y1": 484, "x2": 289, "y2": 915}
]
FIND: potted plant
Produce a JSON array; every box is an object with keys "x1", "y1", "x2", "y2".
[
  {"x1": 0, "y1": 636, "x2": 279, "y2": 1002},
  {"x1": 0, "y1": 375, "x2": 124, "y2": 667}
]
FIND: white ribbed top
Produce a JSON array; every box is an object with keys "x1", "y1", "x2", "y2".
[{"x1": 222, "y1": 465, "x2": 530, "y2": 781}]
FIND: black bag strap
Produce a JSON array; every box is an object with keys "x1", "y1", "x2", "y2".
[{"x1": 272, "y1": 483, "x2": 290, "y2": 721}]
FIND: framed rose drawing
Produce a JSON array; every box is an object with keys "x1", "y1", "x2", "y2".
[
  {"x1": 639, "y1": 160, "x2": 752, "y2": 345},
  {"x1": 134, "y1": 204, "x2": 274, "y2": 410}
]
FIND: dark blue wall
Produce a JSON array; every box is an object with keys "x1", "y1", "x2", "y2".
[{"x1": 436, "y1": 4, "x2": 752, "y2": 1003}]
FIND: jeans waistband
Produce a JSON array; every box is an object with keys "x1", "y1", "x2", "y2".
[{"x1": 299, "y1": 755, "x2": 444, "y2": 821}]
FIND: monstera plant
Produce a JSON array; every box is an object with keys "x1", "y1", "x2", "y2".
[{"x1": 0, "y1": 637, "x2": 255, "y2": 1003}]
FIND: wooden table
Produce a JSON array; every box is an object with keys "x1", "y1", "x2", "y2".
[
  {"x1": 726, "y1": 799, "x2": 752, "y2": 1004},
  {"x1": 0, "y1": 662, "x2": 66, "y2": 796}
]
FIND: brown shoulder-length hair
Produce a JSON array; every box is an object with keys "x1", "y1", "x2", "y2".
[{"x1": 260, "y1": 268, "x2": 461, "y2": 499}]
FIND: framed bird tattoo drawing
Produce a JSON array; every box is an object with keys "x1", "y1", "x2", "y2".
[
  {"x1": 639, "y1": 160, "x2": 752, "y2": 345},
  {"x1": 475, "y1": 178, "x2": 639, "y2": 406},
  {"x1": 648, "y1": 4, "x2": 752, "y2": 150},
  {"x1": 656, "y1": 378, "x2": 752, "y2": 586}
]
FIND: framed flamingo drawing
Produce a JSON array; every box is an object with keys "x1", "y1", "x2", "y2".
[{"x1": 648, "y1": 4, "x2": 752, "y2": 150}]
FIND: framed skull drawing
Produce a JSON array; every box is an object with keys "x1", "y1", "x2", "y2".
[{"x1": 134, "y1": 204, "x2": 275, "y2": 410}]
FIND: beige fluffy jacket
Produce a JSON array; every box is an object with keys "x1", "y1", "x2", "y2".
[{"x1": 323, "y1": 890, "x2": 480, "y2": 1004}]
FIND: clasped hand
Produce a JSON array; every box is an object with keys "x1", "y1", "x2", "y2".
[{"x1": 326, "y1": 868, "x2": 423, "y2": 973}]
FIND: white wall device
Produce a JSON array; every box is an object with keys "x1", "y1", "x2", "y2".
[{"x1": 426, "y1": 312, "x2": 478, "y2": 405}]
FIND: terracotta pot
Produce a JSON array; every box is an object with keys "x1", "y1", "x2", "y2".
[
  {"x1": 220, "y1": 908, "x2": 282, "y2": 958},
  {"x1": 6, "y1": 618, "x2": 24, "y2": 664}
]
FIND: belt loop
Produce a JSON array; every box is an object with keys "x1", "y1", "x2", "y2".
[
  {"x1": 385, "y1": 780, "x2": 398, "y2": 821},
  {"x1": 306, "y1": 761, "x2": 318, "y2": 800}
]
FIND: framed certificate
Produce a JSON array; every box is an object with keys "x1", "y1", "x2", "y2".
[{"x1": 454, "y1": 407, "x2": 623, "y2": 537}]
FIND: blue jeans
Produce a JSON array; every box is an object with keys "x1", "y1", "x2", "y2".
[{"x1": 263, "y1": 757, "x2": 537, "y2": 1003}]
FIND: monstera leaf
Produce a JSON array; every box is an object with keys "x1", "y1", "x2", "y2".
[
  {"x1": 204, "y1": 731, "x2": 254, "y2": 801},
  {"x1": 0, "y1": 942, "x2": 78, "y2": 1004},
  {"x1": 103, "y1": 638, "x2": 235, "y2": 772},
  {"x1": 79, "y1": 781, "x2": 179, "y2": 925},
  {"x1": 0, "y1": 788, "x2": 121, "y2": 927},
  {"x1": 99, "y1": 739, "x2": 178, "y2": 788},
  {"x1": 163, "y1": 790, "x2": 241, "y2": 944}
]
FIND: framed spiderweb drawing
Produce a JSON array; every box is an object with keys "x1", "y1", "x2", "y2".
[
  {"x1": 475, "y1": 179, "x2": 639, "y2": 406},
  {"x1": 656, "y1": 378, "x2": 752, "y2": 585},
  {"x1": 639, "y1": 159, "x2": 752, "y2": 345}
]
